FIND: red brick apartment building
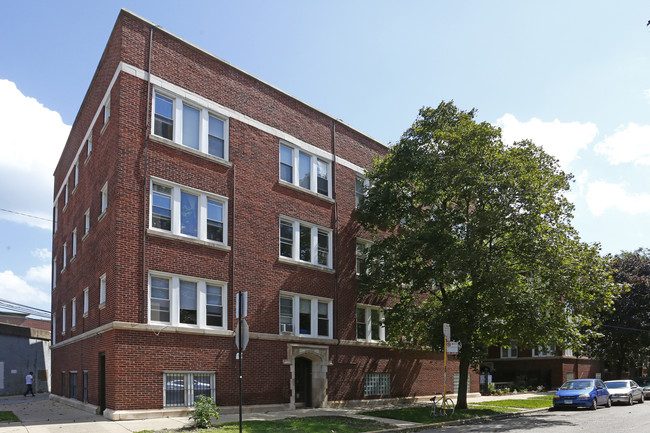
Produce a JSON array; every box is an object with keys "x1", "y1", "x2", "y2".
[{"x1": 51, "y1": 9, "x2": 477, "y2": 419}]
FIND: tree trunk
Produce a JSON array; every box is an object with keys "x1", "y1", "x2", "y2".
[{"x1": 456, "y1": 355, "x2": 471, "y2": 410}]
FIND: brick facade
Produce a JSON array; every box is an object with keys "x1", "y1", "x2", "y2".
[{"x1": 51, "y1": 9, "x2": 478, "y2": 418}]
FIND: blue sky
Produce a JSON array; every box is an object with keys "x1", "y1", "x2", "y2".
[{"x1": 1, "y1": 0, "x2": 649, "y2": 314}]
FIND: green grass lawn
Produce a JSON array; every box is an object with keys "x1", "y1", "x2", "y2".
[
  {"x1": 135, "y1": 416, "x2": 392, "y2": 433},
  {"x1": 359, "y1": 406, "x2": 516, "y2": 424},
  {"x1": 471, "y1": 395, "x2": 553, "y2": 410},
  {"x1": 0, "y1": 411, "x2": 20, "y2": 422}
]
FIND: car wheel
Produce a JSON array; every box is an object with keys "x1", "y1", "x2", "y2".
[
  {"x1": 591, "y1": 398, "x2": 598, "y2": 410},
  {"x1": 628, "y1": 395, "x2": 634, "y2": 406},
  {"x1": 640, "y1": 393, "x2": 644, "y2": 404},
  {"x1": 606, "y1": 396, "x2": 611, "y2": 408}
]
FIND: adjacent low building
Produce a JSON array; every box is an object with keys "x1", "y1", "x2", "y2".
[{"x1": 51, "y1": 9, "x2": 477, "y2": 419}]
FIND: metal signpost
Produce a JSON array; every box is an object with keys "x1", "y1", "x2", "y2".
[
  {"x1": 442, "y1": 323, "x2": 450, "y2": 415},
  {"x1": 235, "y1": 291, "x2": 248, "y2": 433}
]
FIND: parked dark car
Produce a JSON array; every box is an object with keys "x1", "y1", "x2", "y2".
[
  {"x1": 634, "y1": 377, "x2": 650, "y2": 399},
  {"x1": 553, "y1": 379, "x2": 611, "y2": 410},
  {"x1": 604, "y1": 380, "x2": 644, "y2": 405}
]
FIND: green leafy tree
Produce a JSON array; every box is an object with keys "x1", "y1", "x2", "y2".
[
  {"x1": 356, "y1": 101, "x2": 618, "y2": 409},
  {"x1": 590, "y1": 249, "x2": 650, "y2": 377}
]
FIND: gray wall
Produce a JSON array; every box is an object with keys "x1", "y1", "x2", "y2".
[{"x1": 0, "y1": 324, "x2": 51, "y2": 396}]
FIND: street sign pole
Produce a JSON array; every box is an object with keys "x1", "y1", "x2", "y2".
[
  {"x1": 238, "y1": 292, "x2": 243, "y2": 433},
  {"x1": 442, "y1": 323, "x2": 450, "y2": 416}
]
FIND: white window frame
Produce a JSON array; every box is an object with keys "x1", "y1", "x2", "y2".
[
  {"x1": 163, "y1": 372, "x2": 216, "y2": 408},
  {"x1": 278, "y1": 291, "x2": 332, "y2": 339},
  {"x1": 563, "y1": 349, "x2": 574, "y2": 357},
  {"x1": 72, "y1": 229, "x2": 77, "y2": 259},
  {"x1": 62, "y1": 305, "x2": 66, "y2": 335},
  {"x1": 100, "y1": 182, "x2": 108, "y2": 216},
  {"x1": 356, "y1": 239, "x2": 372, "y2": 276},
  {"x1": 355, "y1": 175, "x2": 369, "y2": 207},
  {"x1": 72, "y1": 160, "x2": 79, "y2": 192},
  {"x1": 71, "y1": 298, "x2": 76, "y2": 329},
  {"x1": 148, "y1": 271, "x2": 228, "y2": 331},
  {"x1": 52, "y1": 313, "x2": 56, "y2": 344},
  {"x1": 85, "y1": 134, "x2": 92, "y2": 161},
  {"x1": 501, "y1": 342, "x2": 518, "y2": 358},
  {"x1": 149, "y1": 178, "x2": 229, "y2": 246},
  {"x1": 62, "y1": 243, "x2": 67, "y2": 270},
  {"x1": 83, "y1": 288, "x2": 89, "y2": 317},
  {"x1": 103, "y1": 97, "x2": 110, "y2": 125},
  {"x1": 53, "y1": 204, "x2": 58, "y2": 233},
  {"x1": 532, "y1": 346, "x2": 555, "y2": 357},
  {"x1": 279, "y1": 141, "x2": 331, "y2": 197},
  {"x1": 83, "y1": 209, "x2": 90, "y2": 238},
  {"x1": 278, "y1": 216, "x2": 332, "y2": 268},
  {"x1": 364, "y1": 373, "x2": 390, "y2": 396},
  {"x1": 99, "y1": 274, "x2": 106, "y2": 307},
  {"x1": 63, "y1": 183, "x2": 68, "y2": 209},
  {"x1": 356, "y1": 304, "x2": 385, "y2": 342},
  {"x1": 52, "y1": 257, "x2": 57, "y2": 289},
  {"x1": 151, "y1": 89, "x2": 229, "y2": 161}
]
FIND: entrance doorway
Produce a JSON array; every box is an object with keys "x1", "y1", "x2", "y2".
[
  {"x1": 98, "y1": 353, "x2": 106, "y2": 413},
  {"x1": 294, "y1": 357, "x2": 312, "y2": 407}
]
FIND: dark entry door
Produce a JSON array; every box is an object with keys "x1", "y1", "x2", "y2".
[
  {"x1": 98, "y1": 353, "x2": 106, "y2": 413},
  {"x1": 295, "y1": 357, "x2": 312, "y2": 407}
]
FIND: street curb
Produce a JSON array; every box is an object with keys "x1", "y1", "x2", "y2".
[{"x1": 363, "y1": 406, "x2": 551, "y2": 433}]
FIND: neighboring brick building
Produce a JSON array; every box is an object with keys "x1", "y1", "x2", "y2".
[{"x1": 51, "y1": 9, "x2": 477, "y2": 419}]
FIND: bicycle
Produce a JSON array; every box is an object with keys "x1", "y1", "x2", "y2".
[{"x1": 430, "y1": 393, "x2": 455, "y2": 417}]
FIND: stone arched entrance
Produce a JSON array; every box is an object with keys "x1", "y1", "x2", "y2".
[{"x1": 283, "y1": 344, "x2": 331, "y2": 409}]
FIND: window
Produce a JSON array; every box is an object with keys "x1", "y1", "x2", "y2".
[
  {"x1": 152, "y1": 91, "x2": 229, "y2": 160},
  {"x1": 163, "y1": 372, "x2": 215, "y2": 408},
  {"x1": 99, "y1": 274, "x2": 106, "y2": 307},
  {"x1": 100, "y1": 182, "x2": 108, "y2": 216},
  {"x1": 63, "y1": 183, "x2": 68, "y2": 208},
  {"x1": 86, "y1": 134, "x2": 92, "y2": 160},
  {"x1": 71, "y1": 229, "x2": 77, "y2": 259},
  {"x1": 532, "y1": 346, "x2": 555, "y2": 357},
  {"x1": 278, "y1": 292, "x2": 332, "y2": 338},
  {"x1": 563, "y1": 349, "x2": 574, "y2": 357},
  {"x1": 278, "y1": 217, "x2": 331, "y2": 268},
  {"x1": 84, "y1": 209, "x2": 90, "y2": 237},
  {"x1": 279, "y1": 142, "x2": 331, "y2": 197},
  {"x1": 150, "y1": 179, "x2": 228, "y2": 245},
  {"x1": 501, "y1": 342, "x2": 518, "y2": 358},
  {"x1": 71, "y1": 298, "x2": 76, "y2": 329},
  {"x1": 52, "y1": 257, "x2": 57, "y2": 289},
  {"x1": 356, "y1": 305, "x2": 385, "y2": 342},
  {"x1": 355, "y1": 175, "x2": 369, "y2": 207},
  {"x1": 149, "y1": 273, "x2": 227, "y2": 330},
  {"x1": 83, "y1": 288, "x2": 89, "y2": 317},
  {"x1": 62, "y1": 305, "x2": 66, "y2": 335},
  {"x1": 103, "y1": 97, "x2": 110, "y2": 125},
  {"x1": 53, "y1": 204, "x2": 58, "y2": 233},
  {"x1": 52, "y1": 313, "x2": 56, "y2": 344},
  {"x1": 62, "y1": 243, "x2": 67, "y2": 270},
  {"x1": 69, "y1": 372, "x2": 77, "y2": 400},
  {"x1": 356, "y1": 240, "x2": 371, "y2": 276},
  {"x1": 72, "y1": 161, "x2": 79, "y2": 191},
  {"x1": 364, "y1": 373, "x2": 390, "y2": 396}
]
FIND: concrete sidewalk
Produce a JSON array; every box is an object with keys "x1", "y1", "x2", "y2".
[{"x1": 0, "y1": 392, "x2": 550, "y2": 432}]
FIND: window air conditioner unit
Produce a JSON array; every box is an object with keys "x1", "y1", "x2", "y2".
[{"x1": 280, "y1": 323, "x2": 293, "y2": 334}]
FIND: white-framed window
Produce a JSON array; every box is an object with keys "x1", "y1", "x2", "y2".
[
  {"x1": 152, "y1": 90, "x2": 229, "y2": 161},
  {"x1": 72, "y1": 161, "x2": 79, "y2": 192},
  {"x1": 279, "y1": 142, "x2": 331, "y2": 197},
  {"x1": 150, "y1": 178, "x2": 228, "y2": 245},
  {"x1": 62, "y1": 305, "x2": 66, "y2": 335},
  {"x1": 72, "y1": 229, "x2": 77, "y2": 259},
  {"x1": 501, "y1": 342, "x2": 518, "y2": 358},
  {"x1": 83, "y1": 288, "x2": 89, "y2": 317},
  {"x1": 52, "y1": 313, "x2": 56, "y2": 344},
  {"x1": 532, "y1": 346, "x2": 555, "y2": 357},
  {"x1": 53, "y1": 204, "x2": 58, "y2": 233},
  {"x1": 86, "y1": 134, "x2": 92, "y2": 160},
  {"x1": 163, "y1": 372, "x2": 215, "y2": 408},
  {"x1": 63, "y1": 183, "x2": 68, "y2": 208},
  {"x1": 52, "y1": 257, "x2": 57, "y2": 289},
  {"x1": 99, "y1": 274, "x2": 106, "y2": 307},
  {"x1": 100, "y1": 182, "x2": 108, "y2": 216},
  {"x1": 563, "y1": 349, "x2": 574, "y2": 357},
  {"x1": 84, "y1": 209, "x2": 90, "y2": 237},
  {"x1": 356, "y1": 240, "x2": 371, "y2": 276},
  {"x1": 62, "y1": 243, "x2": 67, "y2": 270},
  {"x1": 71, "y1": 298, "x2": 76, "y2": 329},
  {"x1": 278, "y1": 292, "x2": 332, "y2": 338},
  {"x1": 364, "y1": 373, "x2": 390, "y2": 396},
  {"x1": 103, "y1": 97, "x2": 110, "y2": 125},
  {"x1": 148, "y1": 272, "x2": 227, "y2": 330},
  {"x1": 356, "y1": 305, "x2": 385, "y2": 342},
  {"x1": 355, "y1": 175, "x2": 369, "y2": 207},
  {"x1": 279, "y1": 217, "x2": 331, "y2": 268}
]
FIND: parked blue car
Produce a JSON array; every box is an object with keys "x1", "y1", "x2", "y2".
[{"x1": 553, "y1": 379, "x2": 611, "y2": 410}]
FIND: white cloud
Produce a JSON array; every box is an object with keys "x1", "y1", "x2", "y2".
[
  {"x1": 585, "y1": 181, "x2": 650, "y2": 216},
  {"x1": 24, "y1": 264, "x2": 52, "y2": 285},
  {"x1": 0, "y1": 79, "x2": 70, "y2": 229},
  {"x1": 593, "y1": 123, "x2": 650, "y2": 165},
  {"x1": 643, "y1": 89, "x2": 650, "y2": 103},
  {"x1": 31, "y1": 248, "x2": 51, "y2": 261},
  {"x1": 0, "y1": 270, "x2": 51, "y2": 312},
  {"x1": 496, "y1": 114, "x2": 598, "y2": 170}
]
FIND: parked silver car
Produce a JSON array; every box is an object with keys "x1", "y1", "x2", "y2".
[
  {"x1": 604, "y1": 380, "x2": 644, "y2": 405},
  {"x1": 633, "y1": 377, "x2": 650, "y2": 399}
]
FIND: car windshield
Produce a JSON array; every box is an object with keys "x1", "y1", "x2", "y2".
[
  {"x1": 560, "y1": 380, "x2": 594, "y2": 390},
  {"x1": 605, "y1": 381, "x2": 628, "y2": 389}
]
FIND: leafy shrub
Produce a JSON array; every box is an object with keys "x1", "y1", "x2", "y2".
[
  {"x1": 190, "y1": 395, "x2": 220, "y2": 428},
  {"x1": 487, "y1": 383, "x2": 497, "y2": 395}
]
